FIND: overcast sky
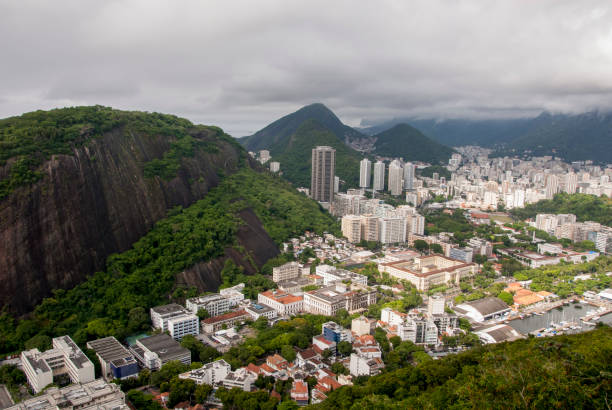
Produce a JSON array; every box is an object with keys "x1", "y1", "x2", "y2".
[{"x1": 2, "y1": 0, "x2": 612, "y2": 136}]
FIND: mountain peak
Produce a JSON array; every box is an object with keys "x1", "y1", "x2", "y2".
[{"x1": 241, "y1": 103, "x2": 363, "y2": 153}]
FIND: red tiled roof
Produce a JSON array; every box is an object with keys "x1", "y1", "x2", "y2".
[
  {"x1": 259, "y1": 363, "x2": 276, "y2": 374},
  {"x1": 260, "y1": 290, "x2": 303, "y2": 305},
  {"x1": 202, "y1": 309, "x2": 248, "y2": 324},
  {"x1": 292, "y1": 380, "x2": 308, "y2": 394}
]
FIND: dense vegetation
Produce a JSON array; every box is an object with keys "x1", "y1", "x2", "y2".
[
  {"x1": 510, "y1": 193, "x2": 612, "y2": 226},
  {"x1": 511, "y1": 255, "x2": 612, "y2": 298},
  {"x1": 373, "y1": 123, "x2": 455, "y2": 164},
  {"x1": 418, "y1": 165, "x2": 451, "y2": 180},
  {"x1": 0, "y1": 168, "x2": 338, "y2": 354},
  {"x1": 271, "y1": 119, "x2": 363, "y2": 188},
  {"x1": 310, "y1": 326, "x2": 612, "y2": 409},
  {"x1": 0, "y1": 106, "x2": 225, "y2": 197},
  {"x1": 424, "y1": 209, "x2": 474, "y2": 244}
]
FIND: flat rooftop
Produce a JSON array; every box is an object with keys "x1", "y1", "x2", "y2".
[
  {"x1": 151, "y1": 303, "x2": 185, "y2": 315},
  {"x1": 87, "y1": 336, "x2": 133, "y2": 364},
  {"x1": 138, "y1": 334, "x2": 189, "y2": 361}
]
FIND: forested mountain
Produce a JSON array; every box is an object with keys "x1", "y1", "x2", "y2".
[
  {"x1": 266, "y1": 119, "x2": 363, "y2": 188},
  {"x1": 240, "y1": 103, "x2": 365, "y2": 152},
  {"x1": 0, "y1": 106, "x2": 335, "y2": 317},
  {"x1": 358, "y1": 117, "x2": 534, "y2": 147},
  {"x1": 495, "y1": 111, "x2": 612, "y2": 163},
  {"x1": 240, "y1": 104, "x2": 365, "y2": 188},
  {"x1": 358, "y1": 111, "x2": 612, "y2": 163},
  {"x1": 373, "y1": 123, "x2": 455, "y2": 164}
]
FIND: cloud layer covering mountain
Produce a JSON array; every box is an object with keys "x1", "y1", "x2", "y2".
[{"x1": 2, "y1": 0, "x2": 612, "y2": 136}]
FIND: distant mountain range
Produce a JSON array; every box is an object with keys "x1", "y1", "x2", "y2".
[
  {"x1": 358, "y1": 111, "x2": 612, "y2": 163},
  {"x1": 373, "y1": 123, "x2": 455, "y2": 164},
  {"x1": 239, "y1": 103, "x2": 454, "y2": 188}
]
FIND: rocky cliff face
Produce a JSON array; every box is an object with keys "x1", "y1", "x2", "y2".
[
  {"x1": 177, "y1": 208, "x2": 280, "y2": 292},
  {"x1": 0, "y1": 126, "x2": 246, "y2": 314}
]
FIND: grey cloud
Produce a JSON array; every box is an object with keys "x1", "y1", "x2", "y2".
[{"x1": 1, "y1": 0, "x2": 612, "y2": 137}]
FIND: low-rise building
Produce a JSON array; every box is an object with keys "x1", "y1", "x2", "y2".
[
  {"x1": 291, "y1": 380, "x2": 309, "y2": 406},
  {"x1": 186, "y1": 294, "x2": 230, "y2": 317},
  {"x1": 454, "y1": 297, "x2": 511, "y2": 323},
  {"x1": 449, "y1": 247, "x2": 473, "y2": 263},
  {"x1": 379, "y1": 255, "x2": 477, "y2": 291},
  {"x1": 178, "y1": 360, "x2": 231, "y2": 385},
  {"x1": 202, "y1": 309, "x2": 251, "y2": 333},
  {"x1": 6, "y1": 379, "x2": 127, "y2": 410},
  {"x1": 351, "y1": 315, "x2": 375, "y2": 336},
  {"x1": 349, "y1": 353, "x2": 384, "y2": 377},
  {"x1": 219, "y1": 283, "x2": 246, "y2": 306},
  {"x1": 474, "y1": 324, "x2": 524, "y2": 344},
  {"x1": 303, "y1": 283, "x2": 377, "y2": 316},
  {"x1": 315, "y1": 265, "x2": 368, "y2": 286},
  {"x1": 273, "y1": 262, "x2": 301, "y2": 283},
  {"x1": 245, "y1": 303, "x2": 278, "y2": 320},
  {"x1": 21, "y1": 336, "x2": 95, "y2": 394},
  {"x1": 150, "y1": 304, "x2": 199, "y2": 340},
  {"x1": 86, "y1": 337, "x2": 139, "y2": 381},
  {"x1": 312, "y1": 335, "x2": 336, "y2": 354},
  {"x1": 222, "y1": 368, "x2": 257, "y2": 391},
  {"x1": 277, "y1": 276, "x2": 312, "y2": 294},
  {"x1": 130, "y1": 334, "x2": 191, "y2": 370},
  {"x1": 397, "y1": 317, "x2": 439, "y2": 345},
  {"x1": 322, "y1": 322, "x2": 352, "y2": 344},
  {"x1": 258, "y1": 290, "x2": 304, "y2": 316}
]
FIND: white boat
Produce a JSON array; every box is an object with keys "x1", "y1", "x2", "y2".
[
  {"x1": 579, "y1": 300, "x2": 589, "y2": 304},
  {"x1": 583, "y1": 321, "x2": 596, "y2": 326},
  {"x1": 592, "y1": 316, "x2": 600, "y2": 321}
]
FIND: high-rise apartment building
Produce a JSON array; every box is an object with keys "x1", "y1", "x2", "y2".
[
  {"x1": 408, "y1": 214, "x2": 425, "y2": 236},
  {"x1": 373, "y1": 161, "x2": 385, "y2": 191},
  {"x1": 564, "y1": 172, "x2": 577, "y2": 194},
  {"x1": 360, "y1": 158, "x2": 372, "y2": 188},
  {"x1": 311, "y1": 146, "x2": 336, "y2": 202},
  {"x1": 341, "y1": 215, "x2": 362, "y2": 243},
  {"x1": 388, "y1": 160, "x2": 403, "y2": 196},
  {"x1": 545, "y1": 174, "x2": 559, "y2": 199},
  {"x1": 379, "y1": 217, "x2": 407, "y2": 244},
  {"x1": 360, "y1": 214, "x2": 379, "y2": 242},
  {"x1": 403, "y1": 162, "x2": 415, "y2": 190}
]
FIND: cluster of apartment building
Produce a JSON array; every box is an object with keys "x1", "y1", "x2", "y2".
[
  {"x1": 439, "y1": 147, "x2": 612, "y2": 210},
  {"x1": 337, "y1": 199, "x2": 425, "y2": 245},
  {"x1": 534, "y1": 213, "x2": 612, "y2": 253}
]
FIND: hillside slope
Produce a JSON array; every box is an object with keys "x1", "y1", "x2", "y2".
[
  {"x1": 373, "y1": 123, "x2": 455, "y2": 164},
  {"x1": 312, "y1": 325, "x2": 612, "y2": 409},
  {"x1": 0, "y1": 167, "x2": 338, "y2": 352},
  {"x1": 0, "y1": 107, "x2": 334, "y2": 316},
  {"x1": 272, "y1": 119, "x2": 363, "y2": 188}
]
